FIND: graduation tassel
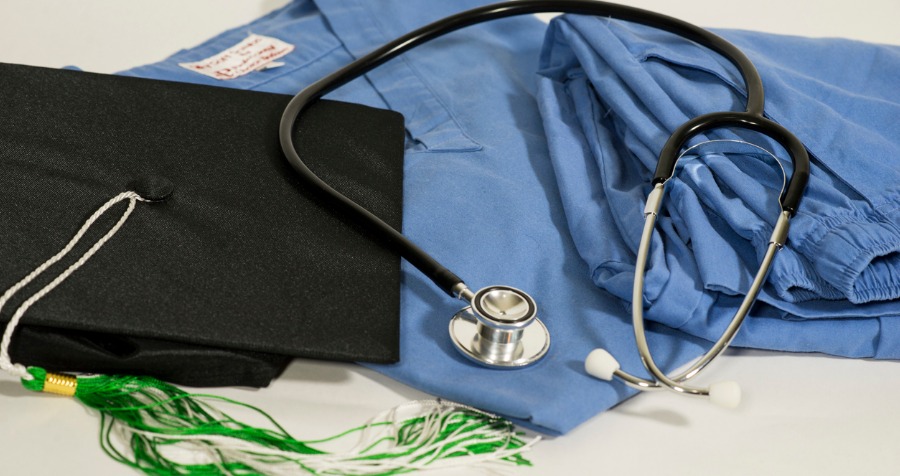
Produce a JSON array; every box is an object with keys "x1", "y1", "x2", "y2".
[
  {"x1": 19, "y1": 368, "x2": 535, "y2": 475},
  {"x1": 1, "y1": 192, "x2": 538, "y2": 475}
]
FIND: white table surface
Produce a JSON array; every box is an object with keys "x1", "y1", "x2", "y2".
[{"x1": 1, "y1": 1, "x2": 899, "y2": 475}]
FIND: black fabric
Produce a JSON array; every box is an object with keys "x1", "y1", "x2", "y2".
[
  {"x1": 0, "y1": 63, "x2": 405, "y2": 386},
  {"x1": 8, "y1": 326, "x2": 291, "y2": 387}
]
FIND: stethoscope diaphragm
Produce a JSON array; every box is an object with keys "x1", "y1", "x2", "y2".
[{"x1": 449, "y1": 286, "x2": 550, "y2": 368}]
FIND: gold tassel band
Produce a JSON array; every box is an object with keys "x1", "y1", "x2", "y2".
[{"x1": 43, "y1": 372, "x2": 77, "y2": 397}]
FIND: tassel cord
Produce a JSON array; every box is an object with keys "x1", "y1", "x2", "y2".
[{"x1": 0, "y1": 192, "x2": 143, "y2": 380}]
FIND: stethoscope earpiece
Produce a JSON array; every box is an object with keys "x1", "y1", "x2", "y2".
[
  {"x1": 708, "y1": 381, "x2": 741, "y2": 408},
  {"x1": 585, "y1": 347, "x2": 743, "y2": 408},
  {"x1": 449, "y1": 286, "x2": 550, "y2": 368},
  {"x1": 584, "y1": 348, "x2": 620, "y2": 381}
]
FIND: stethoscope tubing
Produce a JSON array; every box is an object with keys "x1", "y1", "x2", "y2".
[{"x1": 278, "y1": 0, "x2": 779, "y2": 297}]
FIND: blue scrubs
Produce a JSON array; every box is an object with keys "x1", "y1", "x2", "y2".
[
  {"x1": 121, "y1": 1, "x2": 900, "y2": 434},
  {"x1": 537, "y1": 17, "x2": 900, "y2": 360}
]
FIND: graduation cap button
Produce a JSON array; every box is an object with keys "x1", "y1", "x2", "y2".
[{"x1": 127, "y1": 175, "x2": 174, "y2": 202}]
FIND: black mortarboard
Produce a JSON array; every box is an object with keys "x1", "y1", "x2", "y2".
[{"x1": 0, "y1": 63, "x2": 404, "y2": 387}]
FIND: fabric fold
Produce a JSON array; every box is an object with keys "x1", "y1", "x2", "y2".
[
  {"x1": 540, "y1": 16, "x2": 900, "y2": 307},
  {"x1": 537, "y1": 15, "x2": 900, "y2": 358}
]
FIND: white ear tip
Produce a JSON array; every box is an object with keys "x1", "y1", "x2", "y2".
[
  {"x1": 585, "y1": 349, "x2": 620, "y2": 381},
  {"x1": 709, "y1": 381, "x2": 741, "y2": 408}
]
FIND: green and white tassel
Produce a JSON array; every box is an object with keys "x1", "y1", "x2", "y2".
[
  {"x1": 20, "y1": 368, "x2": 536, "y2": 475},
  {"x1": 1, "y1": 191, "x2": 538, "y2": 475}
]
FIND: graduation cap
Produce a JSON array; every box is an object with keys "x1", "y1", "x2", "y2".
[
  {"x1": 0, "y1": 62, "x2": 406, "y2": 386},
  {"x1": 0, "y1": 62, "x2": 535, "y2": 474}
]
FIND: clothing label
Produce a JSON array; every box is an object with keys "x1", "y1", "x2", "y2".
[{"x1": 179, "y1": 34, "x2": 294, "y2": 80}]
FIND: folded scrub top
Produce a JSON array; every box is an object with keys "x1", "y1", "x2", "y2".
[
  {"x1": 0, "y1": 62, "x2": 406, "y2": 387},
  {"x1": 537, "y1": 16, "x2": 900, "y2": 358},
  {"x1": 119, "y1": 0, "x2": 897, "y2": 434}
]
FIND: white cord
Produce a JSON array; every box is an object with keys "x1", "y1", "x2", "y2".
[{"x1": 0, "y1": 192, "x2": 145, "y2": 380}]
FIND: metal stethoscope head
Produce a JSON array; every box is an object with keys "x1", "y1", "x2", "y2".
[{"x1": 448, "y1": 285, "x2": 550, "y2": 368}]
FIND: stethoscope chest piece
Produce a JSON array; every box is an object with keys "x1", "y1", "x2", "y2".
[{"x1": 449, "y1": 285, "x2": 549, "y2": 368}]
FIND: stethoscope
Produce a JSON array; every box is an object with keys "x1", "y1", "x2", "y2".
[{"x1": 279, "y1": 1, "x2": 810, "y2": 407}]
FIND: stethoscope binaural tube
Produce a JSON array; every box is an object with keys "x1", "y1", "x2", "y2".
[
  {"x1": 586, "y1": 114, "x2": 808, "y2": 406},
  {"x1": 585, "y1": 188, "x2": 792, "y2": 407},
  {"x1": 279, "y1": 1, "x2": 810, "y2": 392}
]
